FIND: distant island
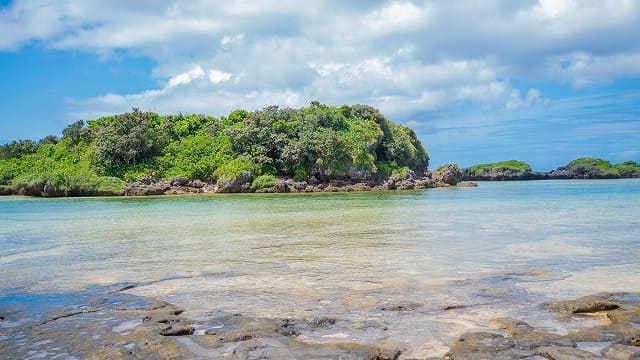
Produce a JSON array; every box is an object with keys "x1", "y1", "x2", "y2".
[{"x1": 458, "y1": 158, "x2": 640, "y2": 181}]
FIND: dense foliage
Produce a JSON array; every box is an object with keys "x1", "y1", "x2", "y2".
[
  {"x1": 0, "y1": 104, "x2": 430, "y2": 194},
  {"x1": 468, "y1": 160, "x2": 532, "y2": 174}
]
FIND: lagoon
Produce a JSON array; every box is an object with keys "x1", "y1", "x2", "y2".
[{"x1": 1, "y1": 179, "x2": 639, "y2": 357}]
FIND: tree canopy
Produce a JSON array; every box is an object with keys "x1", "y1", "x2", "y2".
[{"x1": 0, "y1": 103, "x2": 430, "y2": 194}]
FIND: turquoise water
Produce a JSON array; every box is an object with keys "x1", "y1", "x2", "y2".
[{"x1": 1, "y1": 180, "x2": 639, "y2": 355}]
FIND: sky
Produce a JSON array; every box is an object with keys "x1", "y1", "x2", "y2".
[{"x1": 0, "y1": 0, "x2": 639, "y2": 170}]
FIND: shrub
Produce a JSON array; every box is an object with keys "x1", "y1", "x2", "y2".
[{"x1": 251, "y1": 174, "x2": 278, "y2": 190}]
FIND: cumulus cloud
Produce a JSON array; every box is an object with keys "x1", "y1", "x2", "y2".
[
  {"x1": 168, "y1": 66, "x2": 205, "y2": 88},
  {"x1": 1, "y1": 0, "x2": 640, "y2": 126},
  {"x1": 362, "y1": 1, "x2": 428, "y2": 33},
  {"x1": 221, "y1": 33, "x2": 244, "y2": 46},
  {"x1": 208, "y1": 69, "x2": 233, "y2": 84}
]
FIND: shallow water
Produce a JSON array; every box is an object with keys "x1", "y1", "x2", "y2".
[{"x1": 1, "y1": 179, "x2": 639, "y2": 356}]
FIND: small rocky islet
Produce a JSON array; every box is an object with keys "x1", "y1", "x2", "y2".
[{"x1": 459, "y1": 158, "x2": 640, "y2": 181}]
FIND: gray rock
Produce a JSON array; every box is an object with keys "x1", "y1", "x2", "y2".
[
  {"x1": 432, "y1": 164, "x2": 463, "y2": 185},
  {"x1": 159, "y1": 325, "x2": 194, "y2": 336},
  {"x1": 216, "y1": 171, "x2": 253, "y2": 193}
]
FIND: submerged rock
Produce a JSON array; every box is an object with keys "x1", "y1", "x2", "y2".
[
  {"x1": 445, "y1": 293, "x2": 640, "y2": 360},
  {"x1": 544, "y1": 295, "x2": 621, "y2": 314}
]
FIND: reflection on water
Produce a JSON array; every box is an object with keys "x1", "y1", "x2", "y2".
[{"x1": 1, "y1": 180, "x2": 639, "y2": 355}]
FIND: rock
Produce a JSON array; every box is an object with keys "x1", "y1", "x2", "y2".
[
  {"x1": 535, "y1": 345, "x2": 602, "y2": 359},
  {"x1": 216, "y1": 171, "x2": 253, "y2": 193},
  {"x1": 462, "y1": 169, "x2": 546, "y2": 181},
  {"x1": 456, "y1": 181, "x2": 478, "y2": 187},
  {"x1": 604, "y1": 343, "x2": 640, "y2": 359},
  {"x1": 159, "y1": 325, "x2": 194, "y2": 336},
  {"x1": 432, "y1": 164, "x2": 463, "y2": 185},
  {"x1": 444, "y1": 332, "x2": 518, "y2": 360},
  {"x1": 0, "y1": 187, "x2": 12, "y2": 195},
  {"x1": 307, "y1": 316, "x2": 336, "y2": 329},
  {"x1": 442, "y1": 304, "x2": 466, "y2": 311},
  {"x1": 380, "y1": 302, "x2": 421, "y2": 312},
  {"x1": 138, "y1": 173, "x2": 159, "y2": 185},
  {"x1": 187, "y1": 179, "x2": 206, "y2": 188},
  {"x1": 169, "y1": 177, "x2": 189, "y2": 186},
  {"x1": 544, "y1": 295, "x2": 621, "y2": 314},
  {"x1": 548, "y1": 164, "x2": 618, "y2": 179}
]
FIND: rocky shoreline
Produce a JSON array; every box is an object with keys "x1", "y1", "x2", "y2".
[
  {"x1": 2, "y1": 286, "x2": 639, "y2": 359},
  {"x1": 445, "y1": 293, "x2": 640, "y2": 359},
  {"x1": 0, "y1": 164, "x2": 477, "y2": 197}
]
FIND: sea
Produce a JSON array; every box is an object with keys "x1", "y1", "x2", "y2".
[{"x1": 1, "y1": 179, "x2": 639, "y2": 356}]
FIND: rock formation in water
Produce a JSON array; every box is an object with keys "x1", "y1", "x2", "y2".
[{"x1": 461, "y1": 158, "x2": 640, "y2": 181}]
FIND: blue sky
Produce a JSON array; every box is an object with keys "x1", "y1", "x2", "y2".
[{"x1": 0, "y1": 1, "x2": 639, "y2": 170}]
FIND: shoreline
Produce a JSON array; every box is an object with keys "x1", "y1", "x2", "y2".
[
  {"x1": 2, "y1": 281, "x2": 639, "y2": 359},
  {"x1": 0, "y1": 164, "x2": 478, "y2": 198}
]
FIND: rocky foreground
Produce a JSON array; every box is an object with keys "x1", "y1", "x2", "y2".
[
  {"x1": 445, "y1": 293, "x2": 640, "y2": 359},
  {"x1": 2, "y1": 289, "x2": 639, "y2": 359}
]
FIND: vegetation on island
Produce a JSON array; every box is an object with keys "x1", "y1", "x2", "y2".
[
  {"x1": 0, "y1": 103, "x2": 429, "y2": 195},
  {"x1": 564, "y1": 157, "x2": 640, "y2": 177},
  {"x1": 468, "y1": 160, "x2": 532, "y2": 174},
  {"x1": 458, "y1": 157, "x2": 640, "y2": 181}
]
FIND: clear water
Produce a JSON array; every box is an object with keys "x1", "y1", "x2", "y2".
[{"x1": 1, "y1": 180, "x2": 639, "y2": 356}]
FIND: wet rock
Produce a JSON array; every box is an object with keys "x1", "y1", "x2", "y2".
[
  {"x1": 380, "y1": 302, "x2": 421, "y2": 312},
  {"x1": 624, "y1": 330, "x2": 640, "y2": 346},
  {"x1": 544, "y1": 295, "x2": 621, "y2": 314},
  {"x1": 442, "y1": 304, "x2": 466, "y2": 311},
  {"x1": 159, "y1": 325, "x2": 194, "y2": 336},
  {"x1": 307, "y1": 316, "x2": 336, "y2": 329},
  {"x1": 604, "y1": 343, "x2": 640, "y2": 359},
  {"x1": 456, "y1": 181, "x2": 478, "y2": 187},
  {"x1": 535, "y1": 345, "x2": 602, "y2": 359},
  {"x1": 447, "y1": 293, "x2": 640, "y2": 359},
  {"x1": 367, "y1": 348, "x2": 402, "y2": 360},
  {"x1": 444, "y1": 332, "x2": 520, "y2": 360},
  {"x1": 275, "y1": 318, "x2": 306, "y2": 337},
  {"x1": 144, "y1": 314, "x2": 181, "y2": 324}
]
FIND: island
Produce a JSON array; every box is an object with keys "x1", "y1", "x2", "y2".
[
  {"x1": 0, "y1": 103, "x2": 469, "y2": 197},
  {"x1": 461, "y1": 158, "x2": 640, "y2": 181}
]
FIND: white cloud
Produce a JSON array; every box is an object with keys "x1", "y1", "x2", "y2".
[
  {"x1": 208, "y1": 69, "x2": 232, "y2": 84},
  {"x1": 550, "y1": 52, "x2": 640, "y2": 87},
  {"x1": 168, "y1": 66, "x2": 205, "y2": 88},
  {"x1": 221, "y1": 33, "x2": 244, "y2": 45},
  {"x1": 533, "y1": 0, "x2": 577, "y2": 19},
  {"x1": 362, "y1": 1, "x2": 428, "y2": 33},
  {"x1": 1, "y1": 0, "x2": 639, "y2": 125}
]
